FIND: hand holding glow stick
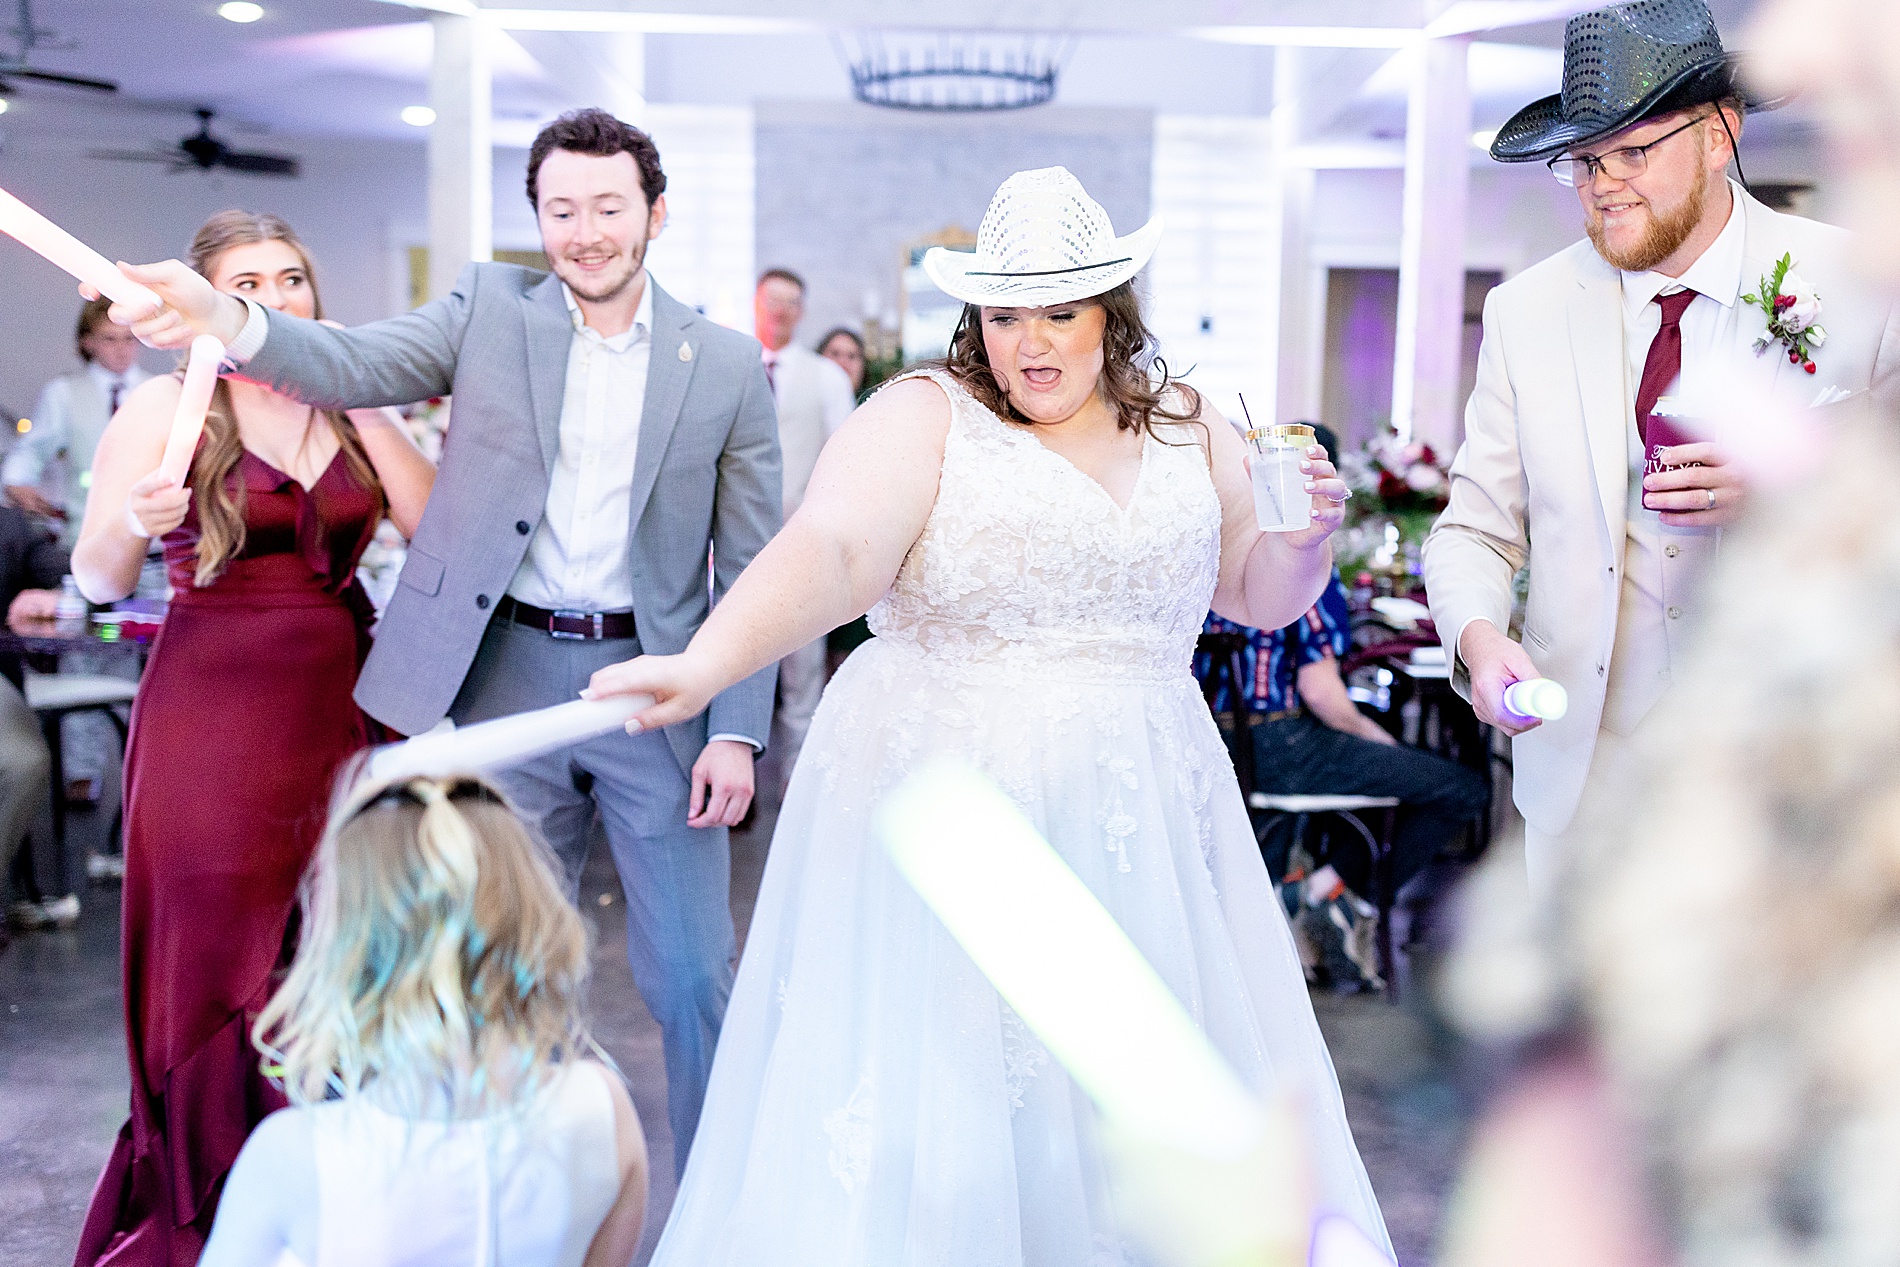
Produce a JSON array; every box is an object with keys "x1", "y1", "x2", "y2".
[
  {"x1": 157, "y1": 336, "x2": 224, "y2": 487},
  {"x1": 0, "y1": 186, "x2": 161, "y2": 314},
  {"x1": 368, "y1": 693, "x2": 656, "y2": 783},
  {"x1": 1501, "y1": 678, "x2": 1567, "y2": 723}
]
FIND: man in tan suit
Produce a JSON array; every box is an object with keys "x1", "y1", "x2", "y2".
[{"x1": 1423, "y1": 0, "x2": 1900, "y2": 892}]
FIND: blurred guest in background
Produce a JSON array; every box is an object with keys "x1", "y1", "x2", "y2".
[
  {"x1": 754, "y1": 269, "x2": 855, "y2": 781},
  {"x1": 5, "y1": 297, "x2": 150, "y2": 544},
  {"x1": 1423, "y1": 0, "x2": 1900, "y2": 898},
  {"x1": 7, "y1": 300, "x2": 154, "y2": 813},
  {"x1": 816, "y1": 325, "x2": 868, "y2": 396},
  {"x1": 0, "y1": 503, "x2": 64, "y2": 939},
  {"x1": 1439, "y1": 5, "x2": 1900, "y2": 1265},
  {"x1": 70, "y1": 210, "x2": 433, "y2": 1265},
  {"x1": 1199, "y1": 430, "x2": 1486, "y2": 967}
]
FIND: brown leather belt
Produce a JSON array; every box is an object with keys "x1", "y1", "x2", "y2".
[{"x1": 496, "y1": 596, "x2": 638, "y2": 641}]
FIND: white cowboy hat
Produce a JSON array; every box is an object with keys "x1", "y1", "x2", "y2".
[{"x1": 922, "y1": 166, "x2": 1164, "y2": 308}]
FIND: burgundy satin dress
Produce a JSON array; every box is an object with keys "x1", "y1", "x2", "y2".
[{"x1": 76, "y1": 448, "x2": 381, "y2": 1267}]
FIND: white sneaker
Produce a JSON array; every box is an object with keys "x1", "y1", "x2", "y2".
[
  {"x1": 87, "y1": 852, "x2": 126, "y2": 882},
  {"x1": 8, "y1": 894, "x2": 79, "y2": 929}
]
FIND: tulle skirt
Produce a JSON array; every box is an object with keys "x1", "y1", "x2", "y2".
[{"x1": 649, "y1": 636, "x2": 1391, "y2": 1264}]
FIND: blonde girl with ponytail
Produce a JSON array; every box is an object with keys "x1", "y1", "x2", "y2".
[{"x1": 201, "y1": 771, "x2": 647, "y2": 1267}]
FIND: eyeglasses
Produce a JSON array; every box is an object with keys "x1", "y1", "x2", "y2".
[{"x1": 1547, "y1": 113, "x2": 1709, "y2": 188}]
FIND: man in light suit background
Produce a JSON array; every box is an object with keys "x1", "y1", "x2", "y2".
[
  {"x1": 115, "y1": 108, "x2": 782, "y2": 1175},
  {"x1": 1423, "y1": 0, "x2": 1900, "y2": 896},
  {"x1": 753, "y1": 267, "x2": 855, "y2": 783}
]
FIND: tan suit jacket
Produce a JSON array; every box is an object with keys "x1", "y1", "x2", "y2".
[{"x1": 1423, "y1": 191, "x2": 1900, "y2": 833}]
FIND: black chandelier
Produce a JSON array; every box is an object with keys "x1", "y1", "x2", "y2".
[{"x1": 835, "y1": 32, "x2": 1075, "y2": 113}]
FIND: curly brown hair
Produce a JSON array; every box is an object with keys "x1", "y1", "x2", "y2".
[
  {"x1": 527, "y1": 108, "x2": 666, "y2": 209},
  {"x1": 932, "y1": 282, "x2": 1202, "y2": 438}
]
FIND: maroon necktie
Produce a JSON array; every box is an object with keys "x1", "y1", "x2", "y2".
[
  {"x1": 762, "y1": 355, "x2": 777, "y2": 392},
  {"x1": 108, "y1": 381, "x2": 123, "y2": 415},
  {"x1": 1634, "y1": 289, "x2": 1697, "y2": 446}
]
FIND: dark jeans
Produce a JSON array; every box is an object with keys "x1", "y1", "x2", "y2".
[{"x1": 1251, "y1": 713, "x2": 1489, "y2": 900}]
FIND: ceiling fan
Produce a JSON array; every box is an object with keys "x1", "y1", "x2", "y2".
[
  {"x1": 0, "y1": 0, "x2": 118, "y2": 95},
  {"x1": 89, "y1": 109, "x2": 302, "y2": 178}
]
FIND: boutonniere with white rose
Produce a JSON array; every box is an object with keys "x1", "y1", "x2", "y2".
[{"x1": 1744, "y1": 252, "x2": 1827, "y2": 375}]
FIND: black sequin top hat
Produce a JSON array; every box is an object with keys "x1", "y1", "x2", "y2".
[{"x1": 1491, "y1": 0, "x2": 1780, "y2": 163}]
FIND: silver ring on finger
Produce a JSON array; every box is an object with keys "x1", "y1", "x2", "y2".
[
  {"x1": 1327, "y1": 488, "x2": 1352, "y2": 504},
  {"x1": 1705, "y1": 488, "x2": 1717, "y2": 511}
]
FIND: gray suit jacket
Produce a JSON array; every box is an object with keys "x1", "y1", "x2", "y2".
[{"x1": 238, "y1": 263, "x2": 782, "y2": 771}]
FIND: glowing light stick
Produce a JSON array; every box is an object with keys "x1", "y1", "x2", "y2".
[
  {"x1": 876, "y1": 761, "x2": 1264, "y2": 1160},
  {"x1": 1502, "y1": 678, "x2": 1567, "y2": 722},
  {"x1": 0, "y1": 186, "x2": 161, "y2": 313},
  {"x1": 369, "y1": 694, "x2": 654, "y2": 783},
  {"x1": 157, "y1": 336, "x2": 224, "y2": 486}
]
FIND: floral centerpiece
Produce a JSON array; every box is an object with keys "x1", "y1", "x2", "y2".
[{"x1": 1334, "y1": 426, "x2": 1450, "y2": 590}]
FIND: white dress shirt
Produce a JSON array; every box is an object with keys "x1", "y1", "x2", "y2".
[
  {"x1": 1602, "y1": 182, "x2": 1745, "y2": 733},
  {"x1": 762, "y1": 343, "x2": 855, "y2": 514},
  {"x1": 507, "y1": 282, "x2": 653, "y2": 611},
  {"x1": 6, "y1": 361, "x2": 152, "y2": 542}
]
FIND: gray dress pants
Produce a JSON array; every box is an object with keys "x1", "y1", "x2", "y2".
[
  {"x1": 0, "y1": 677, "x2": 53, "y2": 903},
  {"x1": 450, "y1": 617, "x2": 735, "y2": 1177}
]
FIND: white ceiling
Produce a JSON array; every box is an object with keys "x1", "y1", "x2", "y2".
[{"x1": 0, "y1": 0, "x2": 1789, "y2": 158}]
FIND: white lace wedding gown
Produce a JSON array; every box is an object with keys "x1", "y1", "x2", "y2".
[{"x1": 649, "y1": 370, "x2": 1392, "y2": 1264}]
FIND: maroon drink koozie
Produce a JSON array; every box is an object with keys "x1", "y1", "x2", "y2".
[{"x1": 1643, "y1": 405, "x2": 1705, "y2": 484}]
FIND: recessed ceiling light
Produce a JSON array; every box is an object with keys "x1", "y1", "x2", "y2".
[
  {"x1": 218, "y1": 2, "x2": 265, "y2": 22},
  {"x1": 401, "y1": 105, "x2": 437, "y2": 127},
  {"x1": 0, "y1": 98, "x2": 10, "y2": 116}
]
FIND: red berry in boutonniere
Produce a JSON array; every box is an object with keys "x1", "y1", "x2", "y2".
[{"x1": 1806, "y1": 362, "x2": 1818, "y2": 374}]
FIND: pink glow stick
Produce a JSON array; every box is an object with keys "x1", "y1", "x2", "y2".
[
  {"x1": 0, "y1": 186, "x2": 161, "y2": 313},
  {"x1": 158, "y1": 336, "x2": 224, "y2": 486}
]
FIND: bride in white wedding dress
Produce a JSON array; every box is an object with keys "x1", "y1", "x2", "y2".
[{"x1": 588, "y1": 167, "x2": 1392, "y2": 1263}]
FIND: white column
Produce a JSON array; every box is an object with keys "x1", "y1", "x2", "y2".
[
  {"x1": 1269, "y1": 47, "x2": 1319, "y2": 426},
  {"x1": 428, "y1": 12, "x2": 492, "y2": 304},
  {"x1": 1390, "y1": 34, "x2": 1472, "y2": 452}
]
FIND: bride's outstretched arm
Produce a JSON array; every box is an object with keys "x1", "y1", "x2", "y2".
[
  {"x1": 586, "y1": 376, "x2": 952, "y2": 732},
  {"x1": 1203, "y1": 398, "x2": 1344, "y2": 631}
]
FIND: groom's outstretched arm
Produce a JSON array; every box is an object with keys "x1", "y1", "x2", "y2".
[
  {"x1": 704, "y1": 354, "x2": 784, "y2": 750},
  {"x1": 114, "y1": 257, "x2": 472, "y2": 410}
]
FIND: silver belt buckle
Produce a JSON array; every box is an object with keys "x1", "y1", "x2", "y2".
[{"x1": 549, "y1": 609, "x2": 600, "y2": 640}]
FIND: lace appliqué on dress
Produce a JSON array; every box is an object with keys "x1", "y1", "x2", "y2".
[
  {"x1": 999, "y1": 1001, "x2": 1049, "y2": 1113},
  {"x1": 824, "y1": 1074, "x2": 875, "y2": 1195}
]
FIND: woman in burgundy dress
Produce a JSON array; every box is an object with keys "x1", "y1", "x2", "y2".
[{"x1": 68, "y1": 211, "x2": 436, "y2": 1266}]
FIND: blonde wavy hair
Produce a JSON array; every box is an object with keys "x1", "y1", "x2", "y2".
[{"x1": 255, "y1": 770, "x2": 593, "y2": 1116}]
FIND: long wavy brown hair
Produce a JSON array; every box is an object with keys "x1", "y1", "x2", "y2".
[
  {"x1": 932, "y1": 282, "x2": 1202, "y2": 438},
  {"x1": 185, "y1": 211, "x2": 383, "y2": 587}
]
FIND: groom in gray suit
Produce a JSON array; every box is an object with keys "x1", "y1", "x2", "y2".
[{"x1": 116, "y1": 109, "x2": 781, "y2": 1174}]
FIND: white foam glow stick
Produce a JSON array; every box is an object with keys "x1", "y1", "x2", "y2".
[
  {"x1": 157, "y1": 335, "x2": 224, "y2": 486},
  {"x1": 369, "y1": 694, "x2": 655, "y2": 783},
  {"x1": 1309, "y1": 1214, "x2": 1397, "y2": 1267},
  {"x1": 876, "y1": 760, "x2": 1265, "y2": 1160},
  {"x1": 1502, "y1": 678, "x2": 1567, "y2": 722},
  {"x1": 0, "y1": 186, "x2": 161, "y2": 313}
]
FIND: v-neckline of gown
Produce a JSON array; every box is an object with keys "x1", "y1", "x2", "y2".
[
  {"x1": 1011, "y1": 425, "x2": 1153, "y2": 518},
  {"x1": 242, "y1": 444, "x2": 343, "y2": 494}
]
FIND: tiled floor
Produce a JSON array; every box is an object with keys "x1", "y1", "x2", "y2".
[{"x1": 0, "y1": 784, "x2": 1474, "y2": 1266}]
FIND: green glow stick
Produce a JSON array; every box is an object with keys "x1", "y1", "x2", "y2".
[{"x1": 877, "y1": 760, "x2": 1265, "y2": 1160}]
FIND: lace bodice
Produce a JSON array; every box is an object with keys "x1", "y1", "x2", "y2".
[{"x1": 867, "y1": 370, "x2": 1222, "y2": 684}]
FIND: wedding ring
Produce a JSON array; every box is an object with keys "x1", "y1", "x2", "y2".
[
  {"x1": 1326, "y1": 489, "x2": 1352, "y2": 504},
  {"x1": 1705, "y1": 488, "x2": 1717, "y2": 511}
]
